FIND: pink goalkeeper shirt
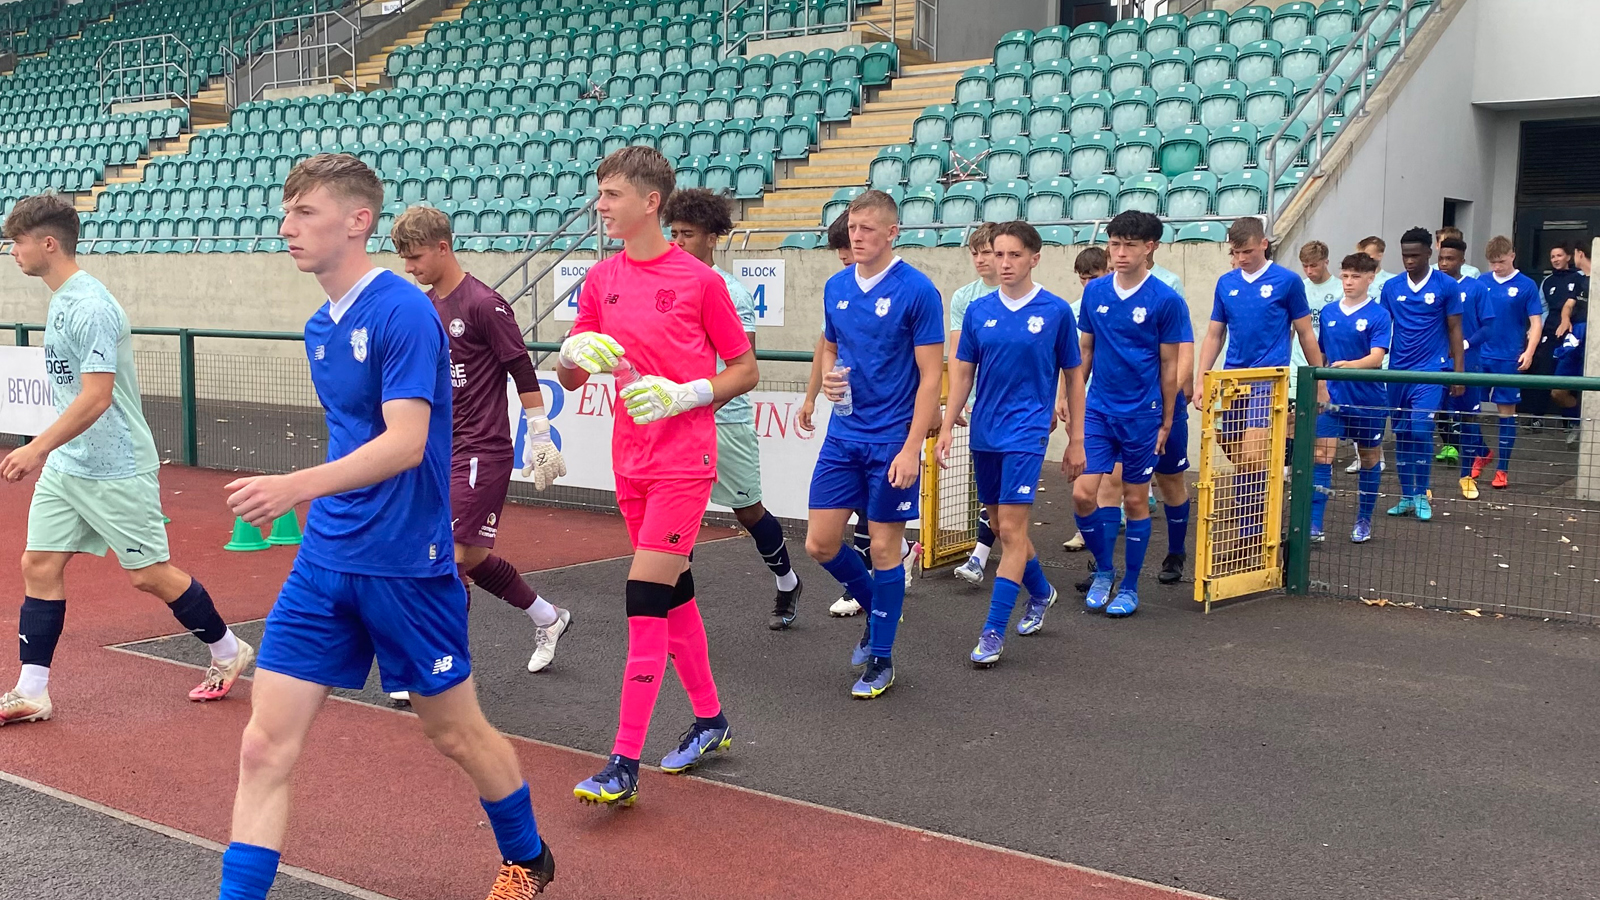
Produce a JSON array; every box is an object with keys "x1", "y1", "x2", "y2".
[{"x1": 571, "y1": 244, "x2": 752, "y2": 480}]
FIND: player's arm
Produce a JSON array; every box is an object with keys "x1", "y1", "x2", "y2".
[
  {"x1": 1330, "y1": 347, "x2": 1387, "y2": 369},
  {"x1": 1558, "y1": 297, "x2": 1576, "y2": 338},
  {"x1": 1291, "y1": 314, "x2": 1330, "y2": 404},
  {"x1": 0, "y1": 371, "x2": 114, "y2": 482},
  {"x1": 557, "y1": 277, "x2": 623, "y2": 389},
  {"x1": 935, "y1": 356, "x2": 975, "y2": 468},
  {"x1": 1060, "y1": 361, "x2": 1087, "y2": 479},
  {"x1": 797, "y1": 332, "x2": 829, "y2": 433},
  {"x1": 1518, "y1": 311, "x2": 1541, "y2": 372},
  {"x1": 1064, "y1": 332, "x2": 1094, "y2": 422},
  {"x1": 226, "y1": 398, "x2": 431, "y2": 529},
  {"x1": 1176, "y1": 340, "x2": 1195, "y2": 400},
  {"x1": 711, "y1": 329, "x2": 756, "y2": 413},
  {"x1": 1195, "y1": 320, "x2": 1226, "y2": 408},
  {"x1": 1158, "y1": 341, "x2": 1178, "y2": 455}
]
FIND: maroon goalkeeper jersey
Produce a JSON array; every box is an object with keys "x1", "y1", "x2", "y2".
[{"x1": 430, "y1": 274, "x2": 529, "y2": 460}]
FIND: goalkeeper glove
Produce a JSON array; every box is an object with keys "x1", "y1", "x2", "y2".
[
  {"x1": 620, "y1": 376, "x2": 714, "y2": 425},
  {"x1": 558, "y1": 332, "x2": 625, "y2": 374},
  {"x1": 521, "y1": 415, "x2": 567, "y2": 490}
]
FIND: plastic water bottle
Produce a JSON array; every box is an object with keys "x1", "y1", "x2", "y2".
[
  {"x1": 612, "y1": 358, "x2": 641, "y2": 390},
  {"x1": 831, "y1": 363, "x2": 853, "y2": 417}
]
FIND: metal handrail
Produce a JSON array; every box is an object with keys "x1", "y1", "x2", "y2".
[
  {"x1": 224, "y1": 6, "x2": 361, "y2": 107},
  {"x1": 720, "y1": 0, "x2": 907, "y2": 54},
  {"x1": 96, "y1": 34, "x2": 194, "y2": 111},
  {"x1": 1262, "y1": 0, "x2": 1441, "y2": 233},
  {"x1": 720, "y1": 214, "x2": 1239, "y2": 249},
  {"x1": 484, "y1": 197, "x2": 617, "y2": 339}
]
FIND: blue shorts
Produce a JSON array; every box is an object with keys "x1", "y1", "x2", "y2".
[
  {"x1": 1155, "y1": 404, "x2": 1190, "y2": 475},
  {"x1": 1084, "y1": 408, "x2": 1159, "y2": 484},
  {"x1": 809, "y1": 436, "x2": 920, "y2": 522},
  {"x1": 1554, "y1": 352, "x2": 1584, "y2": 378},
  {"x1": 1316, "y1": 408, "x2": 1385, "y2": 448},
  {"x1": 1481, "y1": 357, "x2": 1523, "y2": 405},
  {"x1": 257, "y1": 558, "x2": 472, "y2": 696},
  {"x1": 1386, "y1": 380, "x2": 1444, "y2": 418},
  {"x1": 1220, "y1": 380, "x2": 1273, "y2": 445},
  {"x1": 1447, "y1": 383, "x2": 1483, "y2": 413},
  {"x1": 973, "y1": 450, "x2": 1044, "y2": 505}
]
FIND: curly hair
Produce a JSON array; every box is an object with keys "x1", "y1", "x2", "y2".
[{"x1": 659, "y1": 187, "x2": 734, "y2": 235}]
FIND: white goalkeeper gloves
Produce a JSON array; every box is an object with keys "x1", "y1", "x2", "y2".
[
  {"x1": 620, "y1": 376, "x2": 714, "y2": 425},
  {"x1": 558, "y1": 332, "x2": 625, "y2": 374},
  {"x1": 521, "y1": 415, "x2": 567, "y2": 490}
]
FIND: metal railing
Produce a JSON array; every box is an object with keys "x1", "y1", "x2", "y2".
[
  {"x1": 486, "y1": 197, "x2": 613, "y2": 344},
  {"x1": 720, "y1": 214, "x2": 1232, "y2": 249},
  {"x1": 96, "y1": 34, "x2": 194, "y2": 110},
  {"x1": 720, "y1": 0, "x2": 932, "y2": 56},
  {"x1": 1262, "y1": 0, "x2": 1443, "y2": 233},
  {"x1": 224, "y1": 4, "x2": 361, "y2": 107}
]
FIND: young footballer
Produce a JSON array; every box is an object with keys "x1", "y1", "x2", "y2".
[
  {"x1": 219, "y1": 154, "x2": 553, "y2": 899},
  {"x1": 937, "y1": 221, "x2": 1084, "y2": 666},
  {"x1": 662, "y1": 188, "x2": 802, "y2": 629},
  {"x1": 1551, "y1": 244, "x2": 1588, "y2": 443},
  {"x1": 1474, "y1": 235, "x2": 1542, "y2": 489},
  {"x1": 1435, "y1": 227, "x2": 1480, "y2": 279},
  {"x1": 805, "y1": 189, "x2": 944, "y2": 698},
  {"x1": 1062, "y1": 246, "x2": 1108, "y2": 557},
  {"x1": 949, "y1": 222, "x2": 1002, "y2": 586},
  {"x1": 1197, "y1": 217, "x2": 1324, "y2": 553},
  {"x1": 0, "y1": 194, "x2": 254, "y2": 724},
  {"x1": 1310, "y1": 253, "x2": 1390, "y2": 543},
  {"x1": 1146, "y1": 237, "x2": 1195, "y2": 585},
  {"x1": 1074, "y1": 211, "x2": 1187, "y2": 617},
  {"x1": 1437, "y1": 237, "x2": 1491, "y2": 498},
  {"x1": 1379, "y1": 227, "x2": 1466, "y2": 519},
  {"x1": 1358, "y1": 235, "x2": 1395, "y2": 299},
  {"x1": 391, "y1": 206, "x2": 572, "y2": 678},
  {"x1": 558, "y1": 148, "x2": 758, "y2": 805}
]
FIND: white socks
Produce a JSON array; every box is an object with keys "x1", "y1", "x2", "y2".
[
  {"x1": 209, "y1": 628, "x2": 241, "y2": 665},
  {"x1": 971, "y1": 543, "x2": 992, "y2": 567},
  {"x1": 15, "y1": 664, "x2": 48, "y2": 698},
  {"x1": 775, "y1": 570, "x2": 799, "y2": 592},
  {"x1": 527, "y1": 596, "x2": 559, "y2": 628}
]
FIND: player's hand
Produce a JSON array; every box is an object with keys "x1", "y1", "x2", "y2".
[
  {"x1": 934, "y1": 432, "x2": 953, "y2": 469},
  {"x1": 0, "y1": 443, "x2": 46, "y2": 483},
  {"x1": 1316, "y1": 382, "x2": 1331, "y2": 407},
  {"x1": 1156, "y1": 423, "x2": 1171, "y2": 457},
  {"x1": 1449, "y1": 383, "x2": 1466, "y2": 397},
  {"x1": 521, "y1": 416, "x2": 566, "y2": 490},
  {"x1": 822, "y1": 366, "x2": 849, "y2": 402},
  {"x1": 1063, "y1": 442, "x2": 1086, "y2": 481},
  {"x1": 1055, "y1": 395, "x2": 1071, "y2": 424},
  {"x1": 1192, "y1": 392, "x2": 1205, "y2": 411},
  {"x1": 797, "y1": 397, "x2": 816, "y2": 434},
  {"x1": 955, "y1": 405, "x2": 969, "y2": 427},
  {"x1": 226, "y1": 474, "x2": 303, "y2": 532},
  {"x1": 1557, "y1": 320, "x2": 1572, "y2": 338},
  {"x1": 1517, "y1": 350, "x2": 1534, "y2": 372},
  {"x1": 887, "y1": 447, "x2": 920, "y2": 489},
  {"x1": 558, "y1": 332, "x2": 625, "y2": 374},
  {"x1": 620, "y1": 375, "x2": 712, "y2": 425}
]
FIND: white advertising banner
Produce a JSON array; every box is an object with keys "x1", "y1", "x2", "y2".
[
  {"x1": 0, "y1": 347, "x2": 55, "y2": 437},
  {"x1": 504, "y1": 371, "x2": 833, "y2": 520},
  {"x1": 728, "y1": 258, "x2": 785, "y2": 327}
]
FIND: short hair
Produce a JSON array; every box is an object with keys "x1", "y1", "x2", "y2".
[
  {"x1": 1551, "y1": 241, "x2": 1573, "y2": 257},
  {"x1": 1226, "y1": 215, "x2": 1267, "y2": 246},
  {"x1": 825, "y1": 210, "x2": 850, "y2": 250},
  {"x1": 660, "y1": 187, "x2": 734, "y2": 236},
  {"x1": 967, "y1": 221, "x2": 998, "y2": 250},
  {"x1": 1577, "y1": 243, "x2": 1591, "y2": 260},
  {"x1": 1107, "y1": 210, "x2": 1163, "y2": 243},
  {"x1": 1400, "y1": 226, "x2": 1432, "y2": 247},
  {"x1": 3, "y1": 192, "x2": 79, "y2": 253},
  {"x1": 1484, "y1": 235, "x2": 1514, "y2": 259},
  {"x1": 1298, "y1": 240, "x2": 1329, "y2": 264},
  {"x1": 990, "y1": 220, "x2": 1042, "y2": 254},
  {"x1": 1074, "y1": 246, "x2": 1109, "y2": 277},
  {"x1": 1357, "y1": 235, "x2": 1385, "y2": 252},
  {"x1": 1439, "y1": 237, "x2": 1468, "y2": 254},
  {"x1": 1340, "y1": 252, "x2": 1379, "y2": 274},
  {"x1": 390, "y1": 205, "x2": 452, "y2": 256},
  {"x1": 1435, "y1": 226, "x2": 1463, "y2": 242},
  {"x1": 283, "y1": 153, "x2": 385, "y2": 235},
  {"x1": 848, "y1": 189, "x2": 899, "y2": 223},
  {"x1": 595, "y1": 146, "x2": 675, "y2": 211}
]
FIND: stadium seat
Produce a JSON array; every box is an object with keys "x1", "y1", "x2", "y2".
[
  {"x1": 821, "y1": 186, "x2": 864, "y2": 225},
  {"x1": 1200, "y1": 81, "x2": 1247, "y2": 129},
  {"x1": 1111, "y1": 87, "x2": 1157, "y2": 133},
  {"x1": 1069, "y1": 21, "x2": 1107, "y2": 59},
  {"x1": 1146, "y1": 14, "x2": 1187, "y2": 54},
  {"x1": 1160, "y1": 124, "x2": 1209, "y2": 176},
  {"x1": 894, "y1": 228, "x2": 938, "y2": 248},
  {"x1": 780, "y1": 232, "x2": 821, "y2": 250},
  {"x1": 1117, "y1": 173, "x2": 1167, "y2": 213},
  {"x1": 993, "y1": 29, "x2": 1032, "y2": 67},
  {"x1": 993, "y1": 63, "x2": 1031, "y2": 102},
  {"x1": 1076, "y1": 223, "x2": 1109, "y2": 245},
  {"x1": 949, "y1": 139, "x2": 990, "y2": 178},
  {"x1": 1030, "y1": 24, "x2": 1069, "y2": 64},
  {"x1": 1109, "y1": 51, "x2": 1152, "y2": 94},
  {"x1": 1316, "y1": 0, "x2": 1360, "y2": 38},
  {"x1": 939, "y1": 181, "x2": 986, "y2": 225},
  {"x1": 1039, "y1": 225, "x2": 1074, "y2": 246},
  {"x1": 990, "y1": 97, "x2": 1031, "y2": 141},
  {"x1": 1208, "y1": 121, "x2": 1258, "y2": 175},
  {"x1": 1227, "y1": 5, "x2": 1273, "y2": 44},
  {"x1": 1175, "y1": 221, "x2": 1229, "y2": 243},
  {"x1": 1272, "y1": 2, "x2": 1317, "y2": 42},
  {"x1": 984, "y1": 137, "x2": 1029, "y2": 181},
  {"x1": 1106, "y1": 17, "x2": 1146, "y2": 56},
  {"x1": 1246, "y1": 77, "x2": 1295, "y2": 127},
  {"x1": 1026, "y1": 179, "x2": 1070, "y2": 220},
  {"x1": 982, "y1": 180, "x2": 1027, "y2": 221},
  {"x1": 956, "y1": 65, "x2": 995, "y2": 103},
  {"x1": 1069, "y1": 91, "x2": 1112, "y2": 136},
  {"x1": 1165, "y1": 171, "x2": 1218, "y2": 217},
  {"x1": 1026, "y1": 95, "x2": 1068, "y2": 137},
  {"x1": 1070, "y1": 55, "x2": 1110, "y2": 94},
  {"x1": 870, "y1": 144, "x2": 911, "y2": 189},
  {"x1": 1026, "y1": 134, "x2": 1072, "y2": 181},
  {"x1": 1069, "y1": 130, "x2": 1114, "y2": 180},
  {"x1": 1154, "y1": 83, "x2": 1202, "y2": 132},
  {"x1": 1193, "y1": 44, "x2": 1238, "y2": 89},
  {"x1": 1114, "y1": 127, "x2": 1159, "y2": 178},
  {"x1": 1282, "y1": 35, "x2": 1329, "y2": 82},
  {"x1": 951, "y1": 101, "x2": 992, "y2": 143},
  {"x1": 1185, "y1": 10, "x2": 1229, "y2": 48},
  {"x1": 1069, "y1": 175, "x2": 1119, "y2": 219},
  {"x1": 1217, "y1": 169, "x2": 1268, "y2": 216},
  {"x1": 913, "y1": 104, "x2": 955, "y2": 144},
  {"x1": 1237, "y1": 40, "x2": 1284, "y2": 83},
  {"x1": 907, "y1": 141, "x2": 948, "y2": 187},
  {"x1": 1149, "y1": 47, "x2": 1195, "y2": 91},
  {"x1": 937, "y1": 228, "x2": 969, "y2": 248}
]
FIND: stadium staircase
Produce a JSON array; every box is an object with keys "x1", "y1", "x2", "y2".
[
  {"x1": 341, "y1": 0, "x2": 475, "y2": 93},
  {"x1": 735, "y1": 58, "x2": 974, "y2": 245}
]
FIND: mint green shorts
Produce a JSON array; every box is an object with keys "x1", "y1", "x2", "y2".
[
  {"x1": 26, "y1": 467, "x2": 170, "y2": 569},
  {"x1": 710, "y1": 421, "x2": 763, "y2": 510}
]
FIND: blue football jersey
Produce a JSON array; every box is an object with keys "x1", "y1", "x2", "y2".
[
  {"x1": 822, "y1": 260, "x2": 945, "y2": 444},
  {"x1": 1379, "y1": 269, "x2": 1464, "y2": 372},
  {"x1": 957, "y1": 286, "x2": 1082, "y2": 454},
  {"x1": 1210, "y1": 262, "x2": 1311, "y2": 369},
  {"x1": 1477, "y1": 270, "x2": 1542, "y2": 362},
  {"x1": 1078, "y1": 273, "x2": 1190, "y2": 419},
  {"x1": 300, "y1": 270, "x2": 455, "y2": 579},
  {"x1": 1455, "y1": 274, "x2": 1489, "y2": 371},
  {"x1": 1317, "y1": 299, "x2": 1392, "y2": 409}
]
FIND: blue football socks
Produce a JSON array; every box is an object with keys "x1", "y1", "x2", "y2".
[
  {"x1": 1357, "y1": 462, "x2": 1381, "y2": 519},
  {"x1": 1311, "y1": 463, "x2": 1332, "y2": 532},
  {"x1": 1497, "y1": 416, "x2": 1516, "y2": 472},
  {"x1": 218, "y1": 842, "x2": 280, "y2": 900},
  {"x1": 1121, "y1": 518, "x2": 1152, "y2": 591},
  {"x1": 480, "y1": 782, "x2": 543, "y2": 863},
  {"x1": 868, "y1": 566, "x2": 905, "y2": 658},
  {"x1": 983, "y1": 577, "x2": 1021, "y2": 634}
]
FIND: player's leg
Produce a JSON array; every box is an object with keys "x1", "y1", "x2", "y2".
[
  {"x1": 5, "y1": 547, "x2": 72, "y2": 724},
  {"x1": 125, "y1": 561, "x2": 254, "y2": 700},
  {"x1": 827, "y1": 514, "x2": 871, "y2": 616},
  {"x1": 1234, "y1": 392, "x2": 1275, "y2": 547},
  {"x1": 1073, "y1": 409, "x2": 1120, "y2": 609},
  {"x1": 849, "y1": 441, "x2": 920, "y2": 698},
  {"x1": 1384, "y1": 382, "x2": 1418, "y2": 516},
  {"x1": 1493, "y1": 390, "x2": 1519, "y2": 489},
  {"x1": 1107, "y1": 425, "x2": 1160, "y2": 617},
  {"x1": 955, "y1": 505, "x2": 995, "y2": 585},
  {"x1": 713, "y1": 420, "x2": 801, "y2": 627},
  {"x1": 408, "y1": 678, "x2": 555, "y2": 893},
  {"x1": 1154, "y1": 405, "x2": 1192, "y2": 584},
  {"x1": 1310, "y1": 410, "x2": 1342, "y2": 539},
  {"x1": 1408, "y1": 384, "x2": 1444, "y2": 516},
  {"x1": 808, "y1": 438, "x2": 877, "y2": 640},
  {"x1": 970, "y1": 503, "x2": 1032, "y2": 666},
  {"x1": 1351, "y1": 412, "x2": 1385, "y2": 543},
  {"x1": 730, "y1": 501, "x2": 801, "y2": 628}
]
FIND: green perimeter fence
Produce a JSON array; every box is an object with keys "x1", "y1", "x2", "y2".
[
  {"x1": 1, "y1": 323, "x2": 813, "y2": 514},
  {"x1": 1287, "y1": 366, "x2": 1600, "y2": 624}
]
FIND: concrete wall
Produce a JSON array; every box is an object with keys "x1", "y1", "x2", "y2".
[
  {"x1": 935, "y1": 0, "x2": 1051, "y2": 63},
  {"x1": 1471, "y1": 0, "x2": 1600, "y2": 108}
]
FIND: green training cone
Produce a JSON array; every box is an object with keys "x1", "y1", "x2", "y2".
[
  {"x1": 267, "y1": 509, "x2": 302, "y2": 546},
  {"x1": 224, "y1": 517, "x2": 270, "y2": 552}
]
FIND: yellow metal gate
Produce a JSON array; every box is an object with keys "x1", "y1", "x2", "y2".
[{"x1": 1194, "y1": 367, "x2": 1290, "y2": 611}]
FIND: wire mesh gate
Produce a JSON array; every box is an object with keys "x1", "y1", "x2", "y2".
[{"x1": 1195, "y1": 366, "x2": 1291, "y2": 612}]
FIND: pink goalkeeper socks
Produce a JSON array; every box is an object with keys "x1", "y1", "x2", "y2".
[
  {"x1": 613, "y1": 616, "x2": 669, "y2": 758},
  {"x1": 667, "y1": 599, "x2": 721, "y2": 719}
]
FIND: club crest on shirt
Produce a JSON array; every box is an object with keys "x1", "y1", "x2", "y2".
[
  {"x1": 314, "y1": 344, "x2": 325, "y2": 360},
  {"x1": 1027, "y1": 315, "x2": 1044, "y2": 334},
  {"x1": 1508, "y1": 287, "x2": 1519, "y2": 297},
  {"x1": 875, "y1": 297, "x2": 892, "y2": 317},
  {"x1": 1132, "y1": 306, "x2": 1147, "y2": 324},
  {"x1": 1356, "y1": 318, "x2": 1368, "y2": 332},
  {"x1": 1423, "y1": 292, "x2": 1436, "y2": 305},
  {"x1": 449, "y1": 318, "x2": 465, "y2": 337},
  {"x1": 654, "y1": 289, "x2": 676, "y2": 312},
  {"x1": 1260, "y1": 284, "x2": 1273, "y2": 299},
  {"x1": 350, "y1": 327, "x2": 368, "y2": 363}
]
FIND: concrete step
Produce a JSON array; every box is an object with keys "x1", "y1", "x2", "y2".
[
  {"x1": 904, "y1": 59, "x2": 985, "y2": 76},
  {"x1": 764, "y1": 174, "x2": 865, "y2": 190}
]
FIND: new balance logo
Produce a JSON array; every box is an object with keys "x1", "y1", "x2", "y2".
[
  {"x1": 431, "y1": 655, "x2": 454, "y2": 674},
  {"x1": 983, "y1": 319, "x2": 997, "y2": 328},
  {"x1": 629, "y1": 673, "x2": 656, "y2": 683},
  {"x1": 1016, "y1": 485, "x2": 1032, "y2": 495},
  {"x1": 896, "y1": 501, "x2": 912, "y2": 511},
  {"x1": 664, "y1": 532, "x2": 682, "y2": 544}
]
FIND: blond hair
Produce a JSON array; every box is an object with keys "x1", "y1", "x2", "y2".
[
  {"x1": 391, "y1": 205, "x2": 453, "y2": 255},
  {"x1": 848, "y1": 189, "x2": 899, "y2": 224},
  {"x1": 1298, "y1": 240, "x2": 1329, "y2": 264},
  {"x1": 283, "y1": 153, "x2": 385, "y2": 236},
  {"x1": 595, "y1": 145, "x2": 675, "y2": 211},
  {"x1": 1484, "y1": 235, "x2": 1514, "y2": 260}
]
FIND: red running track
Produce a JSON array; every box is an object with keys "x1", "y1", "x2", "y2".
[{"x1": 0, "y1": 465, "x2": 1213, "y2": 900}]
